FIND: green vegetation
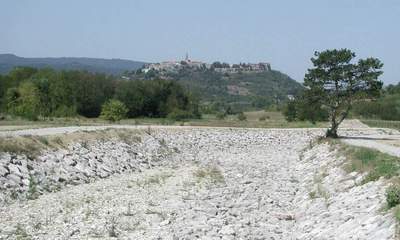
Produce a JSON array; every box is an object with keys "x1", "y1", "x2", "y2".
[
  {"x1": 0, "y1": 53, "x2": 144, "y2": 75},
  {"x1": 27, "y1": 175, "x2": 39, "y2": 200},
  {"x1": 0, "y1": 110, "x2": 327, "y2": 130},
  {"x1": 284, "y1": 49, "x2": 383, "y2": 138},
  {"x1": 134, "y1": 172, "x2": 173, "y2": 187},
  {"x1": 0, "y1": 67, "x2": 200, "y2": 121},
  {"x1": 128, "y1": 67, "x2": 302, "y2": 111},
  {"x1": 334, "y1": 141, "x2": 400, "y2": 184},
  {"x1": 386, "y1": 185, "x2": 400, "y2": 208},
  {"x1": 237, "y1": 112, "x2": 247, "y2": 121},
  {"x1": 352, "y1": 83, "x2": 400, "y2": 121},
  {"x1": 283, "y1": 93, "x2": 328, "y2": 123},
  {"x1": 100, "y1": 99, "x2": 128, "y2": 122},
  {"x1": 194, "y1": 166, "x2": 225, "y2": 184}
]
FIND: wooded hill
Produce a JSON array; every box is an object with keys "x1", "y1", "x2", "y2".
[
  {"x1": 0, "y1": 54, "x2": 145, "y2": 75},
  {"x1": 128, "y1": 67, "x2": 303, "y2": 110}
]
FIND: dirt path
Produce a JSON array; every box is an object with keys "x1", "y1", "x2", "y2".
[{"x1": 340, "y1": 127, "x2": 400, "y2": 157}]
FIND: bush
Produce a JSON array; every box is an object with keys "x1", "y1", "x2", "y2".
[
  {"x1": 237, "y1": 112, "x2": 247, "y2": 121},
  {"x1": 386, "y1": 185, "x2": 400, "y2": 208},
  {"x1": 167, "y1": 109, "x2": 193, "y2": 121},
  {"x1": 52, "y1": 105, "x2": 77, "y2": 117},
  {"x1": 100, "y1": 99, "x2": 128, "y2": 122},
  {"x1": 259, "y1": 115, "x2": 270, "y2": 121},
  {"x1": 283, "y1": 101, "x2": 297, "y2": 122},
  {"x1": 216, "y1": 112, "x2": 227, "y2": 120},
  {"x1": 6, "y1": 82, "x2": 41, "y2": 121},
  {"x1": 352, "y1": 94, "x2": 400, "y2": 120}
]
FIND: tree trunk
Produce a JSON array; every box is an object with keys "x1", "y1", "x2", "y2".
[
  {"x1": 326, "y1": 126, "x2": 338, "y2": 138},
  {"x1": 326, "y1": 110, "x2": 339, "y2": 138},
  {"x1": 326, "y1": 104, "x2": 351, "y2": 138}
]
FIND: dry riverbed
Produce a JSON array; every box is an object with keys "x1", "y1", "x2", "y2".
[{"x1": 0, "y1": 127, "x2": 397, "y2": 239}]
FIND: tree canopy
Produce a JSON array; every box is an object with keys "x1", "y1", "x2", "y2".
[
  {"x1": 304, "y1": 49, "x2": 383, "y2": 137},
  {"x1": 0, "y1": 67, "x2": 200, "y2": 121}
]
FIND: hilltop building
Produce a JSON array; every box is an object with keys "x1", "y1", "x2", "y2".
[{"x1": 142, "y1": 54, "x2": 271, "y2": 74}]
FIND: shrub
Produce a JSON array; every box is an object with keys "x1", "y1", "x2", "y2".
[
  {"x1": 52, "y1": 105, "x2": 77, "y2": 117},
  {"x1": 167, "y1": 109, "x2": 193, "y2": 121},
  {"x1": 395, "y1": 206, "x2": 400, "y2": 222},
  {"x1": 6, "y1": 82, "x2": 41, "y2": 120},
  {"x1": 237, "y1": 112, "x2": 247, "y2": 121},
  {"x1": 100, "y1": 99, "x2": 128, "y2": 122},
  {"x1": 283, "y1": 101, "x2": 297, "y2": 122},
  {"x1": 386, "y1": 185, "x2": 400, "y2": 208},
  {"x1": 216, "y1": 111, "x2": 227, "y2": 120},
  {"x1": 259, "y1": 115, "x2": 269, "y2": 121}
]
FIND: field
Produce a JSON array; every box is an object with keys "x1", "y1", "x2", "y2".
[
  {"x1": 0, "y1": 111, "x2": 327, "y2": 131},
  {"x1": 361, "y1": 119, "x2": 400, "y2": 130}
]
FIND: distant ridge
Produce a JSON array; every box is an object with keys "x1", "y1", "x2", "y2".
[{"x1": 0, "y1": 54, "x2": 146, "y2": 75}]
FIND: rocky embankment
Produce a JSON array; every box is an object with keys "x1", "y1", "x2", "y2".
[
  {"x1": 0, "y1": 127, "x2": 397, "y2": 239},
  {"x1": 0, "y1": 128, "x2": 176, "y2": 204}
]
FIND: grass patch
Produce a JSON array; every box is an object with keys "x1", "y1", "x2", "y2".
[
  {"x1": 135, "y1": 172, "x2": 172, "y2": 187},
  {"x1": 330, "y1": 140, "x2": 400, "y2": 184},
  {"x1": 387, "y1": 185, "x2": 400, "y2": 208},
  {"x1": 0, "y1": 128, "x2": 142, "y2": 157},
  {"x1": 0, "y1": 136, "x2": 44, "y2": 158},
  {"x1": 194, "y1": 165, "x2": 225, "y2": 184},
  {"x1": 0, "y1": 111, "x2": 328, "y2": 129},
  {"x1": 395, "y1": 206, "x2": 400, "y2": 222}
]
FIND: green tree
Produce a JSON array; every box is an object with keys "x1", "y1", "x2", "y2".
[
  {"x1": 100, "y1": 99, "x2": 128, "y2": 122},
  {"x1": 304, "y1": 49, "x2": 383, "y2": 137},
  {"x1": 114, "y1": 80, "x2": 145, "y2": 117},
  {"x1": 283, "y1": 100, "x2": 297, "y2": 122},
  {"x1": 7, "y1": 82, "x2": 41, "y2": 120}
]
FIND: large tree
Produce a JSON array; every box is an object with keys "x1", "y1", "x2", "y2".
[{"x1": 304, "y1": 49, "x2": 383, "y2": 138}]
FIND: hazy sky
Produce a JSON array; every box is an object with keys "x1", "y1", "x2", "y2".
[{"x1": 1, "y1": 0, "x2": 399, "y2": 84}]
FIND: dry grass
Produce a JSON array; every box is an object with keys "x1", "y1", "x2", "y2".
[
  {"x1": 0, "y1": 111, "x2": 328, "y2": 130},
  {"x1": 134, "y1": 172, "x2": 173, "y2": 187},
  {"x1": 0, "y1": 128, "x2": 142, "y2": 158},
  {"x1": 194, "y1": 165, "x2": 225, "y2": 184},
  {"x1": 327, "y1": 139, "x2": 400, "y2": 184}
]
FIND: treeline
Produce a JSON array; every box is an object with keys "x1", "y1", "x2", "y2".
[
  {"x1": 351, "y1": 83, "x2": 400, "y2": 120},
  {"x1": 283, "y1": 90, "x2": 329, "y2": 123},
  {"x1": 0, "y1": 67, "x2": 200, "y2": 120},
  {"x1": 283, "y1": 83, "x2": 400, "y2": 122}
]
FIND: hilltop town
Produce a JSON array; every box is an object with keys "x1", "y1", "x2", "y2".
[{"x1": 141, "y1": 54, "x2": 271, "y2": 74}]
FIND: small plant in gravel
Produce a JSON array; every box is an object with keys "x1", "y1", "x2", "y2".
[
  {"x1": 124, "y1": 201, "x2": 135, "y2": 216},
  {"x1": 194, "y1": 166, "x2": 225, "y2": 184},
  {"x1": 35, "y1": 136, "x2": 49, "y2": 145},
  {"x1": 27, "y1": 175, "x2": 39, "y2": 200},
  {"x1": 309, "y1": 190, "x2": 317, "y2": 199},
  {"x1": 107, "y1": 216, "x2": 119, "y2": 237},
  {"x1": 144, "y1": 126, "x2": 152, "y2": 135},
  {"x1": 158, "y1": 138, "x2": 167, "y2": 147},
  {"x1": 14, "y1": 224, "x2": 30, "y2": 239},
  {"x1": 386, "y1": 185, "x2": 400, "y2": 208},
  {"x1": 52, "y1": 136, "x2": 64, "y2": 146}
]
